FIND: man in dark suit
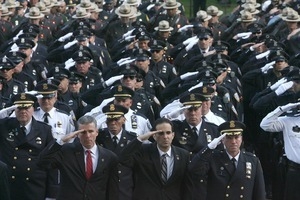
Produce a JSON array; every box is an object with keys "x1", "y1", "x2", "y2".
[
  {"x1": 38, "y1": 115, "x2": 119, "y2": 200},
  {"x1": 189, "y1": 121, "x2": 266, "y2": 200},
  {"x1": 0, "y1": 161, "x2": 10, "y2": 200},
  {"x1": 0, "y1": 93, "x2": 54, "y2": 200},
  {"x1": 120, "y1": 118, "x2": 192, "y2": 200},
  {"x1": 97, "y1": 103, "x2": 137, "y2": 200}
]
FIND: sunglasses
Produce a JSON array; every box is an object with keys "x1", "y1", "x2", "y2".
[
  {"x1": 123, "y1": 75, "x2": 136, "y2": 80},
  {"x1": 151, "y1": 50, "x2": 161, "y2": 53},
  {"x1": 199, "y1": 38, "x2": 209, "y2": 41}
]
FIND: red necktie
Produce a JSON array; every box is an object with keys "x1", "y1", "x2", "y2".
[{"x1": 86, "y1": 150, "x2": 93, "y2": 180}]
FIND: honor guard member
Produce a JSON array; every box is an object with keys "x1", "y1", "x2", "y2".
[
  {"x1": 34, "y1": 81, "x2": 75, "y2": 199},
  {"x1": 189, "y1": 121, "x2": 266, "y2": 200},
  {"x1": 149, "y1": 40, "x2": 177, "y2": 86},
  {"x1": 16, "y1": 37, "x2": 47, "y2": 82},
  {"x1": 71, "y1": 48, "x2": 105, "y2": 92},
  {"x1": 49, "y1": 67, "x2": 85, "y2": 119},
  {"x1": 6, "y1": 51, "x2": 36, "y2": 92},
  {"x1": 206, "y1": 6, "x2": 227, "y2": 40},
  {"x1": 97, "y1": 103, "x2": 136, "y2": 200},
  {"x1": 0, "y1": 57, "x2": 25, "y2": 99},
  {"x1": 0, "y1": 6, "x2": 14, "y2": 43},
  {"x1": 0, "y1": 93, "x2": 54, "y2": 200},
  {"x1": 134, "y1": 49, "x2": 165, "y2": 102}
]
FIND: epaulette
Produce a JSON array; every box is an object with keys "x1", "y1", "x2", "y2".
[
  {"x1": 55, "y1": 108, "x2": 71, "y2": 116},
  {"x1": 242, "y1": 151, "x2": 256, "y2": 157},
  {"x1": 132, "y1": 111, "x2": 147, "y2": 119},
  {"x1": 128, "y1": 131, "x2": 137, "y2": 137}
]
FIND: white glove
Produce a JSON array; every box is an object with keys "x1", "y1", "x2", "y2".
[
  {"x1": 262, "y1": 0, "x2": 271, "y2": 11},
  {"x1": 182, "y1": 35, "x2": 198, "y2": 46},
  {"x1": 117, "y1": 57, "x2": 131, "y2": 65},
  {"x1": 188, "y1": 82, "x2": 203, "y2": 92},
  {"x1": 25, "y1": 90, "x2": 38, "y2": 95},
  {"x1": 63, "y1": 39, "x2": 77, "y2": 49},
  {"x1": 146, "y1": 4, "x2": 155, "y2": 10},
  {"x1": 208, "y1": 133, "x2": 227, "y2": 149},
  {"x1": 166, "y1": 105, "x2": 191, "y2": 119},
  {"x1": 260, "y1": 61, "x2": 275, "y2": 73},
  {"x1": 180, "y1": 71, "x2": 199, "y2": 80},
  {"x1": 279, "y1": 102, "x2": 300, "y2": 112},
  {"x1": 104, "y1": 74, "x2": 124, "y2": 87},
  {"x1": 58, "y1": 32, "x2": 73, "y2": 42},
  {"x1": 65, "y1": 58, "x2": 75, "y2": 70},
  {"x1": 275, "y1": 81, "x2": 294, "y2": 96},
  {"x1": 178, "y1": 25, "x2": 194, "y2": 32},
  {"x1": 236, "y1": 32, "x2": 252, "y2": 39},
  {"x1": 123, "y1": 29, "x2": 135, "y2": 39},
  {"x1": 0, "y1": 105, "x2": 18, "y2": 119},
  {"x1": 256, "y1": 50, "x2": 270, "y2": 59},
  {"x1": 185, "y1": 37, "x2": 199, "y2": 51},
  {"x1": 13, "y1": 30, "x2": 23, "y2": 41},
  {"x1": 270, "y1": 77, "x2": 287, "y2": 90},
  {"x1": 119, "y1": 58, "x2": 136, "y2": 66},
  {"x1": 124, "y1": 35, "x2": 136, "y2": 41}
]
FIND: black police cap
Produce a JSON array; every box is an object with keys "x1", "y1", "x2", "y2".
[
  {"x1": 0, "y1": 57, "x2": 16, "y2": 70},
  {"x1": 134, "y1": 49, "x2": 151, "y2": 61},
  {"x1": 16, "y1": 38, "x2": 35, "y2": 49},
  {"x1": 72, "y1": 49, "x2": 93, "y2": 62},
  {"x1": 218, "y1": 120, "x2": 246, "y2": 136},
  {"x1": 196, "y1": 27, "x2": 213, "y2": 39},
  {"x1": 179, "y1": 93, "x2": 206, "y2": 107},
  {"x1": 102, "y1": 103, "x2": 128, "y2": 119},
  {"x1": 5, "y1": 51, "x2": 26, "y2": 65},
  {"x1": 113, "y1": 85, "x2": 135, "y2": 99},
  {"x1": 149, "y1": 40, "x2": 166, "y2": 51},
  {"x1": 12, "y1": 93, "x2": 37, "y2": 108},
  {"x1": 120, "y1": 64, "x2": 138, "y2": 76},
  {"x1": 48, "y1": 67, "x2": 71, "y2": 80},
  {"x1": 35, "y1": 79, "x2": 59, "y2": 98},
  {"x1": 69, "y1": 71, "x2": 85, "y2": 83}
]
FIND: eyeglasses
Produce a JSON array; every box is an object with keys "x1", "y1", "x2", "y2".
[{"x1": 123, "y1": 75, "x2": 136, "y2": 80}]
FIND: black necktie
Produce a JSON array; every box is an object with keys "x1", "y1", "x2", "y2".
[
  {"x1": 21, "y1": 126, "x2": 26, "y2": 137},
  {"x1": 161, "y1": 154, "x2": 168, "y2": 184},
  {"x1": 43, "y1": 112, "x2": 49, "y2": 123},
  {"x1": 112, "y1": 136, "x2": 118, "y2": 147},
  {"x1": 231, "y1": 158, "x2": 236, "y2": 171},
  {"x1": 192, "y1": 127, "x2": 198, "y2": 136}
]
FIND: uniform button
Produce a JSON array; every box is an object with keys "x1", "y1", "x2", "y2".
[
  {"x1": 118, "y1": 171, "x2": 121, "y2": 174},
  {"x1": 26, "y1": 178, "x2": 29, "y2": 181},
  {"x1": 29, "y1": 149, "x2": 32, "y2": 152},
  {"x1": 225, "y1": 194, "x2": 229, "y2": 197},
  {"x1": 200, "y1": 179, "x2": 203, "y2": 182},
  {"x1": 13, "y1": 156, "x2": 17, "y2": 160},
  {"x1": 28, "y1": 158, "x2": 32, "y2": 161},
  {"x1": 241, "y1": 186, "x2": 244, "y2": 190},
  {"x1": 189, "y1": 152, "x2": 193, "y2": 155},
  {"x1": 227, "y1": 185, "x2": 230, "y2": 189},
  {"x1": 15, "y1": 147, "x2": 18, "y2": 150},
  {"x1": 12, "y1": 176, "x2": 15, "y2": 179},
  {"x1": 240, "y1": 195, "x2": 243, "y2": 198},
  {"x1": 27, "y1": 168, "x2": 30, "y2": 171},
  {"x1": 12, "y1": 166, "x2": 16, "y2": 169}
]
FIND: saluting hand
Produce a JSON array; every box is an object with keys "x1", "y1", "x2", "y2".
[
  {"x1": 62, "y1": 129, "x2": 85, "y2": 143},
  {"x1": 138, "y1": 130, "x2": 162, "y2": 142}
]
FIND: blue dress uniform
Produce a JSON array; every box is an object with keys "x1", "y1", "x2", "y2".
[
  {"x1": 189, "y1": 121, "x2": 266, "y2": 200},
  {"x1": 0, "y1": 93, "x2": 54, "y2": 200}
]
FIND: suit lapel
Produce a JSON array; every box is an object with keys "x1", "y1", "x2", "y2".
[
  {"x1": 150, "y1": 144, "x2": 162, "y2": 183},
  {"x1": 167, "y1": 146, "x2": 180, "y2": 183}
]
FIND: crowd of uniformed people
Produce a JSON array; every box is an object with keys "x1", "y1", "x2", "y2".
[{"x1": 0, "y1": 0, "x2": 300, "y2": 199}]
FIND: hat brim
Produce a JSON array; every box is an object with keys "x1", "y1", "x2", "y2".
[
  {"x1": 24, "y1": 13, "x2": 45, "y2": 19},
  {"x1": 154, "y1": 27, "x2": 174, "y2": 31},
  {"x1": 115, "y1": 8, "x2": 135, "y2": 17},
  {"x1": 163, "y1": 2, "x2": 181, "y2": 9},
  {"x1": 240, "y1": 10, "x2": 260, "y2": 15},
  {"x1": 237, "y1": 17, "x2": 256, "y2": 22},
  {"x1": 282, "y1": 16, "x2": 300, "y2": 22},
  {"x1": 72, "y1": 13, "x2": 91, "y2": 18},
  {"x1": 208, "y1": 10, "x2": 223, "y2": 17}
]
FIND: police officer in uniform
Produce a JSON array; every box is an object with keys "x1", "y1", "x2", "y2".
[
  {"x1": 0, "y1": 93, "x2": 54, "y2": 200},
  {"x1": 97, "y1": 103, "x2": 137, "y2": 200},
  {"x1": 33, "y1": 81, "x2": 75, "y2": 199},
  {"x1": 189, "y1": 121, "x2": 266, "y2": 200},
  {"x1": 0, "y1": 57, "x2": 25, "y2": 99},
  {"x1": 6, "y1": 51, "x2": 36, "y2": 92}
]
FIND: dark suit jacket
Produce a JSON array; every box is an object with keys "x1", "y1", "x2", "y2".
[
  {"x1": 189, "y1": 148, "x2": 266, "y2": 200},
  {"x1": 38, "y1": 141, "x2": 119, "y2": 200},
  {"x1": 120, "y1": 139, "x2": 192, "y2": 200},
  {"x1": 0, "y1": 161, "x2": 10, "y2": 200},
  {"x1": 0, "y1": 117, "x2": 53, "y2": 200}
]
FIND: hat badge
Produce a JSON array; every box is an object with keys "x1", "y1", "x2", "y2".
[
  {"x1": 20, "y1": 93, "x2": 26, "y2": 99},
  {"x1": 117, "y1": 85, "x2": 123, "y2": 92},
  {"x1": 12, "y1": 52, "x2": 16, "y2": 56},
  {"x1": 109, "y1": 104, "x2": 115, "y2": 111},
  {"x1": 55, "y1": 67, "x2": 59, "y2": 72},
  {"x1": 203, "y1": 87, "x2": 207, "y2": 93},
  {"x1": 190, "y1": 94, "x2": 196, "y2": 101},
  {"x1": 229, "y1": 121, "x2": 236, "y2": 128},
  {"x1": 43, "y1": 83, "x2": 48, "y2": 90},
  {"x1": 78, "y1": 51, "x2": 83, "y2": 57},
  {"x1": 2, "y1": 57, "x2": 6, "y2": 62},
  {"x1": 21, "y1": 38, "x2": 25, "y2": 43}
]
